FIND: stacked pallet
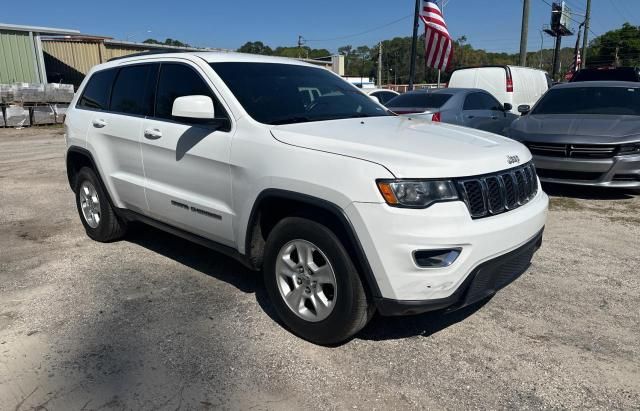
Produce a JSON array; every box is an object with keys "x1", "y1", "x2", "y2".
[{"x1": 1, "y1": 83, "x2": 74, "y2": 127}]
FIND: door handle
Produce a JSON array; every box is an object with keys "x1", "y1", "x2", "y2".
[
  {"x1": 466, "y1": 115, "x2": 475, "y2": 119},
  {"x1": 491, "y1": 116, "x2": 498, "y2": 120},
  {"x1": 144, "y1": 128, "x2": 162, "y2": 140},
  {"x1": 92, "y1": 119, "x2": 107, "y2": 128}
]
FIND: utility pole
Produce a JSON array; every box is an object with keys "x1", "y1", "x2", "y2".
[
  {"x1": 539, "y1": 29, "x2": 544, "y2": 69},
  {"x1": 408, "y1": 0, "x2": 420, "y2": 91},
  {"x1": 297, "y1": 35, "x2": 304, "y2": 59},
  {"x1": 581, "y1": 0, "x2": 591, "y2": 68},
  {"x1": 519, "y1": 0, "x2": 530, "y2": 66},
  {"x1": 552, "y1": 34, "x2": 562, "y2": 80},
  {"x1": 377, "y1": 42, "x2": 383, "y2": 87}
]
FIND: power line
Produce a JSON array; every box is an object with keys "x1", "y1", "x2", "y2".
[{"x1": 304, "y1": 15, "x2": 411, "y2": 43}]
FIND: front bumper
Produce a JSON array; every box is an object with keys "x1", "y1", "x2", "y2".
[
  {"x1": 533, "y1": 153, "x2": 640, "y2": 188},
  {"x1": 345, "y1": 189, "x2": 548, "y2": 303},
  {"x1": 376, "y1": 228, "x2": 543, "y2": 315}
]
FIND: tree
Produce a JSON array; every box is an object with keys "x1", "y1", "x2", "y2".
[
  {"x1": 338, "y1": 45, "x2": 354, "y2": 73},
  {"x1": 142, "y1": 38, "x2": 190, "y2": 47},
  {"x1": 588, "y1": 23, "x2": 640, "y2": 67},
  {"x1": 238, "y1": 41, "x2": 273, "y2": 55}
]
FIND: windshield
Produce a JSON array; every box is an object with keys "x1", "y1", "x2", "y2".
[
  {"x1": 387, "y1": 93, "x2": 452, "y2": 109},
  {"x1": 571, "y1": 68, "x2": 639, "y2": 82},
  {"x1": 532, "y1": 86, "x2": 640, "y2": 116},
  {"x1": 210, "y1": 62, "x2": 390, "y2": 125}
]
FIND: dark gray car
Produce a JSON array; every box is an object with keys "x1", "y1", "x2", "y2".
[
  {"x1": 386, "y1": 88, "x2": 518, "y2": 136},
  {"x1": 509, "y1": 81, "x2": 640, "y2": 188}
]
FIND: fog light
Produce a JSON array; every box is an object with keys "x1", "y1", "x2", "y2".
[{"x1": 413, "y1": 248, "x2": 461, "y2": 268}]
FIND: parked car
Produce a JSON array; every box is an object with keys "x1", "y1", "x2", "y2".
[
  {"x1": 448, "y1": 65, "x2": 551, "y2": 114},
  {"x1": 65, "y1": 51, "x2": 548, "y2": 345},
  {"x1": 365, "y1": 88, "x2": 399, "y2": 105},
  {"x1": 569, "y1": 66, "x2": 640, "y2": 83},
  {"x1": 386, "y1": 88, "x2": 518, "y2": 136},
  {"x1": 509, "y1": 81, "x2": 640, "y2": 188}
]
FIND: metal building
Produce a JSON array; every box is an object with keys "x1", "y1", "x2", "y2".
[
  {"x1": 42, "y1": 38, "x2": 227, "y2": 87},
  {"x1": 0, "y1": 23, "x2": 80, "y2": 84}
]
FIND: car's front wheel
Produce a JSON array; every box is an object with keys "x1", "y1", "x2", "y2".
[{"x1": 263, "y1": 217, "x2": 373, "y2": 345}]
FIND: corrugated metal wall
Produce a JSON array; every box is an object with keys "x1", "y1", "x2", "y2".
[
  {"x1": 42, "y1": 40, "x2": 103, "y2": 86},
  {"x1": 0, "y1": 29, "x2": 38, "y2": 83},
  {"x1": 104, "y1": 45, "x2": 145, "y2": 61},
  {"x1": 42, "y1": 40, "x2": 154, "y2": 87}
]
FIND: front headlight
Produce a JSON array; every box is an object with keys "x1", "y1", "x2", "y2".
[
  {"x1": 619, "y1": 143, "x2": 640, "y2": 155},
  {"x1": 376, "y1": 180, "x2": 459, "y2": 208}
]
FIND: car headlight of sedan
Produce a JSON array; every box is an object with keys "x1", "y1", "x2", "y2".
[
  {"x1": 619, "y1": 143, "x2": 640, "y2": 155},
  {"x1": 376, "y1": 180, "x2": 459, "y2": 208}
]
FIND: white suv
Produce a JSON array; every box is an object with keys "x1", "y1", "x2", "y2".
[{"x1": 65, "y1": 52, "x2": 548, "y2": 344}]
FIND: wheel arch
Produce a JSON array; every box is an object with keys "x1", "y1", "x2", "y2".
[
  {"x1": 66, "y1": 146, "x2": 117, "y2": 209},
  {"x1": 245, "y1": 189, "x2": 382, "y2": 298}
]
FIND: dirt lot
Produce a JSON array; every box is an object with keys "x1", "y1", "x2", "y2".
[{"x1": 1, "y1": 127, "x2": 639, "y2": 410}]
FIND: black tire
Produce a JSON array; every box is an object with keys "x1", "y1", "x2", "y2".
[
  {"x1": 263, "y1": 217, "x2": 373, "y2": 345},
  {"x1": 74, "y1": 167, "x2": 127, "y2": 242}
]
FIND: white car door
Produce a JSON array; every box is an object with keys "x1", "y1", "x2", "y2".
[
  {"x1": 140, "y1": 61, "x2": 235, "y2": 247},
  {"x1": 79, "y1": 65, "x2": 151, "y2": 212}
]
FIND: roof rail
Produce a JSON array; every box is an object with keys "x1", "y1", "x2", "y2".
[{"x1": 108, "y1": 49, "x2": 191, "y2": 62}]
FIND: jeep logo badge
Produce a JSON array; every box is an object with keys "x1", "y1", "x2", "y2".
[{"x1": 507, "y1": 155, "x2": 520, "y2": 164}]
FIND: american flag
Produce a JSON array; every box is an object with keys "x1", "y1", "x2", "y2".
[{"x1": 420, "y1": 1, "x2": 453, "y2": 71}]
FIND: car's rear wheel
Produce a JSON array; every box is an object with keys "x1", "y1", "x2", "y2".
[
  {"x1": 74, "y1": 167, "x2": 127, "y2": 242},
  {"x1": 264, "y1": 217, "x2": 373, "y2": 345}
]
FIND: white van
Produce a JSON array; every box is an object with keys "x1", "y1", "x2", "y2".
[{"x1": 448, "y1": 66, "x2": 551, "y2": 114}]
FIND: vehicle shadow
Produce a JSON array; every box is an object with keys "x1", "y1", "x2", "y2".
[
  {"x1": 357, "y1": 299, "x2": 490, "y2": 342},
  {"x1": 542, "y1": 182, "x2": 638, "y2": 200},
  {"x1": 124, "y1": 223, "x2": 486, "y2": 343}
]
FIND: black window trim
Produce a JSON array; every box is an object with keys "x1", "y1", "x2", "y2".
[{"x1": 75, "y1": 59, "x2": 234, "y2": 132}]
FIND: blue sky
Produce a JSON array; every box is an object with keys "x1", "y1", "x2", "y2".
[{"x1": 4, "y1": 0, "x2": 638, "y2": 53}]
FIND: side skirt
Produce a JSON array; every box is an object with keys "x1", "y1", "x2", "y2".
[{"x1": 116, "y1": 208, "x2": 256, "y2": 270}]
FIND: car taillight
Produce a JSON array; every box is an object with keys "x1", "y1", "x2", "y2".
[
  {"x1": 432, "y1": 112, "x2": 441, "y2": 122},
  {"x1": 506, "y1": 67, "x2": 514, "y2": 92}
]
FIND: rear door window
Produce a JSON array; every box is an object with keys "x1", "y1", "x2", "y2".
[
  {"x1": 77, "y1": 69, "x2": 117, "y2": 110},
  {"x1": 110, "y1": 64, "x2": 157, "y2": 116}
]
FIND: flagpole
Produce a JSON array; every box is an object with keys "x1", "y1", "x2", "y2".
[
  {"x1": 437, "y1": 0, "x2": 445, "y2": 88},
  {"x1": 408, "y1": 0, "x2": 420, "y2": 91}
]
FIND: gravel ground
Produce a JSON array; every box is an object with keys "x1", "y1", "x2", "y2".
[{"x1": 1, "y1": 127, "x2": 639, "y2": 410}]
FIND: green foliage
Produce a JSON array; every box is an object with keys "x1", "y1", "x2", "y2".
[
  {"x1": 237, "y1": 41, "x2": 273, "y2": 55},
  {"x1": 234, "y1": 23, "x2": 639, "y2": 83},
  {"x1": 142, "y1": 38, "x2": 191, "y2": 47},
  {"x1": 588, "y1": 23, "x2": 640, "y2": 67}
]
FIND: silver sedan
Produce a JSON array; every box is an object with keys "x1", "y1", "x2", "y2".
[
  {"x1": 508, "y1": 81, "x2": 640, "y2": 189},
  {"x1": 386, "y1": 88, "x2": 519, "y2": 136}
]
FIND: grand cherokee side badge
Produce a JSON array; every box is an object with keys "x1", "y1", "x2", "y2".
[{"x1": 507, "y1": 155, "x2": 520, "y2": 165}]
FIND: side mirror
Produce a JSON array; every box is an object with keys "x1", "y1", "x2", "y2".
[
  {"x1": 517, "y1": 104, "x2": 531, "y2": 115},
  {"x1": 503, "y1": 103, "x2": 513, "y2": 112},
  {"x1": 172, "y1": 95, "x2": 215, "y2": 119}
]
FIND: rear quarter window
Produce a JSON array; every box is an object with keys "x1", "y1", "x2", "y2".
[{"x1": 77, "y1": 69, "x2": 117, "y2": 110}]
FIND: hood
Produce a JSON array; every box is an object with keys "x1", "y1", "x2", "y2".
[
  {"x1": 270, "y1": 116, "x2": 531, "y2": 178},
  {"x1": 510, "y1": 114, "x2": 640, "y2": 144}
]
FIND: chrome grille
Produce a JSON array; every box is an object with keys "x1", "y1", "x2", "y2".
[
  {"x1": 456, "y1": 162, "x2": 539, "y2": 219},
  {"x1": 525, "y1": 142, "x2": 618, "y2": 159}
]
